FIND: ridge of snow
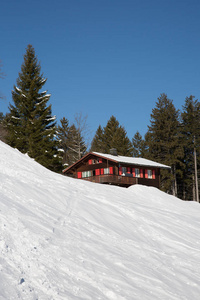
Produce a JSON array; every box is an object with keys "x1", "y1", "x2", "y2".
[{"x1": 0, "y1": 141, "x2": 200, "y2": 299}]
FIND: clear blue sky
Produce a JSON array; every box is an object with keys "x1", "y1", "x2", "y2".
[{"x1": 1, "y1": 0, "x2": 200, "y2": 145}]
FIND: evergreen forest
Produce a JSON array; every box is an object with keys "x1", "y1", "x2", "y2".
[{"x1": 0, "y1": 45, "x2": 199, "y2": 201}]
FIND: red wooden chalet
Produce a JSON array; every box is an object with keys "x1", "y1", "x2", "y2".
[{"x1": 63, "y1": 150, "x2": 170, "y2": 188}]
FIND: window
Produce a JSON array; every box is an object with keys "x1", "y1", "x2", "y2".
[
  {"x1": 104, "y1": 168, "x2": 110, "y2": 175},
  {"x1": 147, "y1": 170, "x2": 152, "y2": 179},
  {"x1": 122, "y1": 167, "x2": 126, "y2": 175},
  {"x1": 82, "y1": 170, "x2": 92, "y2": 178},
  {"x1": 96, "y1": 158, "x2": 102, "y2": 164},
  {"x1": 145, "y1": 169, "x2": 155, "y2": 179},
  {"x1": 135, "y1": 168, "x2": 140, "y2": 177},
  {"x1": 145, "y1": 169, "x2": 152, "y2": 179}
]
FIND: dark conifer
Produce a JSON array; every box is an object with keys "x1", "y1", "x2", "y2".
[
  {"x1": 90, "y1": 125, "x2": 104, "y2": 152},
  {"x1": 132, "y1": 131, "x2": 147, "y2": 157},
  {"x1": 181, "y1": 96, "x2": 200, "y2": 201},
  {"x1": 146, "y1": 93, "x2": 183, "y2": 195},
  {"x1": 6, "y1": 45, "x2": 62, "y2": 172},
  {"x1": 91, "y1": 115, "x2": 132, "y2": 156},
  {"x1": 0, "y1": 113, "x2": 7, "y2": 142},
  {"x1": 56, "y1": 117, "x2": 71, "y2": 167}
]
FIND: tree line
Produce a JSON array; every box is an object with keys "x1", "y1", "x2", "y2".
[{"x1": 0, "y1": 45, "x2": 199, "y2": 201}]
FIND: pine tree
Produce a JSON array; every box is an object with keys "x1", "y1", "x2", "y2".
[
  {"x1": 114, "y1": 125, "x2": 133, "y2": 156},
  {"x1": 6, "y1": 45, "x2": 62, "y2": 172},
  {"x1": 90, "y1": 125, "x2": 104, "y2": 152},
  {"x1": 146, "y1": 93, "x2": 183, "y2": 196},
  {"x1": 56, "y1": 117, "x2": 70, "y2": 167},
  {"x1": 181, "y1": 96, "x2": 200, "y2": 201},
  {"x1": 91, "y1": 115, "x2": 133, "y2": 156},
  {"x1": 132, "y1": 131, "x2": 147, "y2": 157},
  {"x1": 0, "y1": 112, "x2": 7, "y2": 142}
]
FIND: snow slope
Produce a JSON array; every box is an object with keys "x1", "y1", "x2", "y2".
[{"x1": 0, "y1": 141, "x2": 200, "y2": 300}]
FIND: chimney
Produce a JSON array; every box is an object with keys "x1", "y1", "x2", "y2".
[{"x1": 110, "y1": 148, "x2": 118, "y2": 156}]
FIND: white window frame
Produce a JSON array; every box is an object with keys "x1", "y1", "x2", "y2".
[
  {"x1": 82, "y1": 170, "x2": 92, "y2": 178},
  {"x1": 104, "y1": 168, "x2": 110, "y2": 175},
  {"x1": 135, "y1": 168, "x2": 140, "y2": 178},
  {"x1": 147, "y1": 169, "x2": 152, "y2": 179}
]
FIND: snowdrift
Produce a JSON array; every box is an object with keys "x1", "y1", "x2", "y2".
[{"x1": 0, "y1": 141, "x2": 200, "y2": 300}]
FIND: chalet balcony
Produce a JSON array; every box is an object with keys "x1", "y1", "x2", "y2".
[
  {"x1": 82, "y1": 174, "x2": 137, "y2": 187},
  {"x1": 81, "y1": 174, "x2": 159, "y2": 188}
]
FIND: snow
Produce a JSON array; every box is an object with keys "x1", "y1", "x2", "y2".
[
  {"x1": 35, "y1": 99, "x2": 46, "y2": 105},
  {"x1": 93, "y1": 152, "x2": 170, "y2": 169},
  {"x1": 46, "y1": 115, "x2": 56, "y2": 121},
  {"x1": 15, "y1": 86, "x2": 22, "y2": 92},
  {"x1": 40, "y1": 78, "x2": 46, "y2": 84},
  {"x1": 11, "y1": 116, "x2": 20, "y2": 120},
  {"x1": 0, "y1": 141, "x2": 200, "y2": 299}
]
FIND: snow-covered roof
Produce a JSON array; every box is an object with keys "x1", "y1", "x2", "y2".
[{"x1": 92, "y1": 152, "x2": 170, "y2": 169}]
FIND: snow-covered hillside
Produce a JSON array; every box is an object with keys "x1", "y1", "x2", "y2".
[{"x1": 0, "y1": 141, "x2": 200, "y2": 300}]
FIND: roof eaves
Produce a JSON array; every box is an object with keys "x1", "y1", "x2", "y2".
[{"x1": 62, "y1": 152, "x2": 92, "y2": 173}]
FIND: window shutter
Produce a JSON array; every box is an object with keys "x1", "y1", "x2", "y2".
[
  {"x1": 77, "y1": 172, "x2": 82, "y2": 179},
  {"x1": 132, "y1": 168, "x2": 135, "y2": 177},
  {"x1": 152, "y1": 170, "x2": 155, "y2": 179},
  {"x1": 145, "y1": 169, "x2": 148, "y2": 178},
  {"x1": 95, "y1": 169, "x2": 99, "y2": 175},
  {"x1": 99, "y1": 158, "x2": 102, "y2": 163},
  {"x1": 140, "y1": 169, "x2": 143, "y2": 178},
  {"x1": 119, "y1": 167, "x2": 122, "y2": 175},
  {"x1": 109, "y1": 167, "x2": 113, "y2": 174},
  {"x1": 101, "y1": 168, "x2": 104, "y2": 175},
  {"x1": 127, "y1": 167, "x2": 130, "y2": 174},
  {"x1": 88, "y1": 159, "x2": 92, "y2": 165}
]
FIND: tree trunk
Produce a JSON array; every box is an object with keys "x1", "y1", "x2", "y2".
[{"x1": 194, "y1": 144, "x2": 199, "y2": 202}]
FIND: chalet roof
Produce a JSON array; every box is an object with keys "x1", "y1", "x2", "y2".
[
  {"x1": 92, "y1": 152, "x2": 170, "y2": 169},
  {"x1": 63, "y1": 151, "x2": 171, "y2": 173}
]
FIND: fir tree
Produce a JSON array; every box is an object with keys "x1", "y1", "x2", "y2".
[
  {"x1": 90, "y1": 125, "x2": 104, "y2": 152},
  {"x1": 91, "y1": 115, "x2": 132, "y2": 156},
  {"x1": 103, "y1": 115, "x2": 121, "y2": 153},
  {"x1": 0, "y1": 112, "x2": 7, "y2": 142},
  {"x1": 56, "y1": 117, "x2": 70, "y2": 166},
  {"x1": 146, "y1": 93, "x2": 183, "y2": 196},
  {"x1": 181, "y1": 96, "x2": 200, "y2": 201},
  {"x1": 132, "y1": 131, "x2": 147, "y2": 157},
  {"x1": 6, "y1": 45, "x2": 62, "y2": 172}
]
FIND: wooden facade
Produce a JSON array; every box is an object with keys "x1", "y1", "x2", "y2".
[{"x1": 63, "y1": 152, "x2": 170, "y2": 188}]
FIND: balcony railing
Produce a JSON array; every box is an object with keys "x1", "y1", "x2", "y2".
[
  {"x1": 81, "y1": 174, "x2": 159, "y2": 188},
  {"x1": 82, "y1": 174, "x2": 137, "y2": 186}
]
